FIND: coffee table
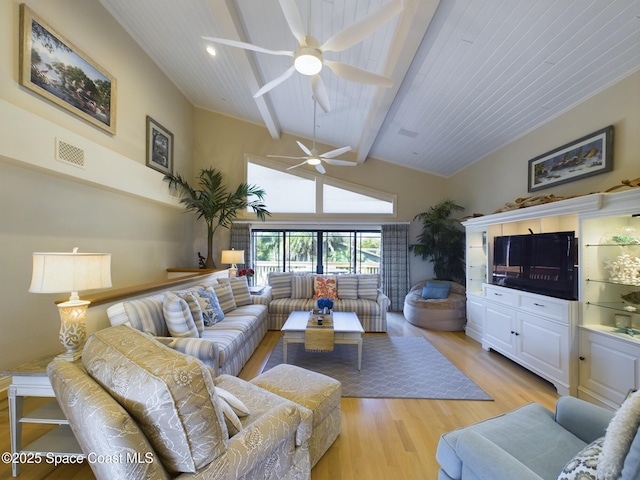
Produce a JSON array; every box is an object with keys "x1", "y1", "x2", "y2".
[{"x1": 281, "y1": 311, "x2": 365, "y2": 370}]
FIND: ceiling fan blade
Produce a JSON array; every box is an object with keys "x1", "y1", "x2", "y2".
[
  {"x1": 202, "y1": 37, "x2": 293, "y2": 57},
  {"x1": 254, "y1": 65, "x2": 296, "y2": 98},
  {"x1": 315, "y1": 163, "x2": 326, "y2": 174},
  {"x1": 296, "y1": 140, "x2": 312, "y2": 156},
  {"x1": 324, "y1": 158, "x2": 357, "y2": 166},
  {"x1": 287, "y1": 160, "x2": 310, "y2": 170},
  {"x1": 321, "y1": 146, "x2": 352, "y2": 159},
  {"x1": 311, "y1": 75, "x2": 331, "y2": 113},
  {"x1": 278, "y1": 0, "x2": 307, "y2": 45},
  {"x1": 267, "y1": 155, "x2": 308, "y2": 160},
  {"x1": 320, "y1": 0, "x2": 403, "y2": 52},
  {"x1": 324, "y1": 60, "x2": 393, "y2": 87}
]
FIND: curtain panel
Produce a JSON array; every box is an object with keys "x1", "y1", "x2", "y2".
[
  {"x1": 381, "y1": 223, "x2": 410, "y2": 311},
  {"x1": 230, "y1": 224, "x2": 251, "y2": 269}
]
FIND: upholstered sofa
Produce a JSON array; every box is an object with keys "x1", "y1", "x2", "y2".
[
  {"x1": 403, "y1": 279, "x2": 466, "y2": 331},
  {"x1": 436, "y1": 394, "x2": 640, "y2": 480},
  {"x1": 107, "y1": 276, "x2": 270, "y2": 376},
  {"x1": 48, "y1": 324, "x2": 312, "y2": 480},
  {"x1": 266, "y1": 272, "x2": 390, "y2": 332}
]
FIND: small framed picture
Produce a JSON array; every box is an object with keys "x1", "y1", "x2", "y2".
[{"x1": 146, "y1": 116, "x2": 173, "y2": 175}]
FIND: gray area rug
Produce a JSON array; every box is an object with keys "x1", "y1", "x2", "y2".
[{"x1": 263, "y1": 335, "x2": 492, "y2": 400}]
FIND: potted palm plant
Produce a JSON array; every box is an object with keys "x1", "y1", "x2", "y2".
[
  {"x1": 164, "y1": 167, "x2": 270, "y2": 269},
  {"x1": 411, "y1": 198, "x2": 465, "y2": 284}
]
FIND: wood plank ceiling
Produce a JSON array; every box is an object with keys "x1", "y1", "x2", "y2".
[{"x1": 99, "y1": 0, "x2": 640, "y2": 177}]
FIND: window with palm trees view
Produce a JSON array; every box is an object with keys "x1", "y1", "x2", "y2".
[{"x1": 252, "y1": 230, "x2": 381, "y2": 285}]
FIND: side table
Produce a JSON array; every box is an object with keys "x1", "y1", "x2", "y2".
[{"x1": 2, "y1": 353, "x2": 84, "y2": 477}]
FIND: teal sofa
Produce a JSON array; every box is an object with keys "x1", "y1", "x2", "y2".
[{"x1": 437, "y1": 395, "x2": 640, "y2": 479}]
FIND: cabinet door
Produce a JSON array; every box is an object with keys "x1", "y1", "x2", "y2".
[
  {"x1": 465, "y1": 296, "x2": 484, "y2": 343},
  {"x1": 518, "y1": 312, "x2": 568, "y2": 384},
  {"x1": 580, "y1": 330, "x2": 640, "y2": 407},
  {"x1": 483, "y1": 302, "x2": 516, "y2": 356}
]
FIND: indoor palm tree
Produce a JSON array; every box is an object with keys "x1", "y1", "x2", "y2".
[
  {"x1": 411, "y1": 198, "x2": 465, "y2": 284},
  {"x1": 164, "y1": 168, "x2": 270, "y2": 269}
]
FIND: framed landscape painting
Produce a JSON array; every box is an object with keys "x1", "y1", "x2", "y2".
[
  {"x1": 146, "y1": 116, "x2": 174, "y2": 175},
  {"x1": 527, "y1": 126, "x2": 613, "y2": 192},
  {"x1": 19, "y1": 4, "x2": 117, "y2": 134}
]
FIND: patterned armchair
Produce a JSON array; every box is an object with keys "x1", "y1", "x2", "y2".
[{"x1": 48, "y1": 325, "x2": 311, "y2": 480}]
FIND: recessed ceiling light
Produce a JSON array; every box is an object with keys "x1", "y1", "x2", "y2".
[{"x1": 206, "y1": 45, "x2": 217, "y2": 56}]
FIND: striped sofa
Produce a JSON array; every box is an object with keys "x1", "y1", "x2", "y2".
[
  {"x1": 267, "y1": 272, "x2": 389, "y2": 332},
  {"x1": 107, "y1": 277, "x2": 270, "y2": 376}
]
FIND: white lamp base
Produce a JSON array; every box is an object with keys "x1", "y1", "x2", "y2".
[
  {"x1": 229, "y1": 267, "x2": 237, "y2": 278},
  {"x1": 57, "y1": 300, "x2": 90, "y2": 361}
]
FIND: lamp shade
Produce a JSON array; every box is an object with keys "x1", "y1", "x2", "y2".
[
  {"x1": 221, "y1": 250, "x2": 244, "y2": 265},
  {"x1": 29, "y1": 250, "x2": 112, "y2": 294}
]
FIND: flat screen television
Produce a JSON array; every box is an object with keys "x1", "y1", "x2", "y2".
[{"x1": 492, "y1": 231, "x2": 577, "y2": 301}]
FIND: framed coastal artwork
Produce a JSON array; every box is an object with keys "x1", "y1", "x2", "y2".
[
  {"x1": 527, "y1": 126, "x2": 613, "y2": 192},
  {"x1": 146, "y1": 116, "x2": 174, "y2": 175},
  {"x1": 19, "y1": 4, "x2": 117, "y2": 134}
]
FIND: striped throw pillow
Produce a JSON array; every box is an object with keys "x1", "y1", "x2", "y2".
[
  {"x1": 358, "y1": 275, "x2": 380, "y2": 300},
  {"x1": 337, "y1": 275, "x2": 359, "y2": 300},
  {"x1": 292, "y1": 274, "x2": 314, "y2": 299},
  {"x1": 212, "y1": 282, "x2": 237, "y2": 313},
  {"x1": 269, "y1": 272, "x2": 292, "y2": 299},
  {"x1": 163, "y1": 292, "x2": 199, "y2": 338},
  {"x1": 218, "y1": 277, "x2": 251, "y2": 306}
]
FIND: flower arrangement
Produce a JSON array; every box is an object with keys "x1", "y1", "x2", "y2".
[
  {"x1": 237, "y1": 268, "x2": 255, "y2": 277},
  {"x1": 317, "y1": 298, "x2": 334, "y2": 311}
]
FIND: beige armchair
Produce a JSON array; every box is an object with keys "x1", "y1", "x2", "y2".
[{"x1": 48, "y1": 325, "x2": 311, "y2": 480}]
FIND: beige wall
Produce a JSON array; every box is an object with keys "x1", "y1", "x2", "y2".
[
  {"x1": 449, "y1": 70, "x2": 640, "y2": 216},
  {"x1": 192, "y1": 108, "x2": 449, "y2": 282},
  {"x1": 0, "y1": 0, "x2": 195, "y2": 369}
]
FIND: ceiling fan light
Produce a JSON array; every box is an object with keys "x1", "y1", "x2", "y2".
[
  {"x1": 294, "y1": 48, "x2": 322, "y2": 75},
  {"x1": 307, "y1": 157, "x2": 322, "y2": 165}
]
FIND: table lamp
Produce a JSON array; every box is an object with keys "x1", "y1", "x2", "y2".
[
  {"x1": 221, "y1": 249, "x2": 244, "y2": 277},
  {"x1": 29, "y1": 247, "x2": 112, "y2": 361}
]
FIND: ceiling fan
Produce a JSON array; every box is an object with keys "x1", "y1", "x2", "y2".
[
  {"x1": 268, "y1": 100, "x2": 356, "y2": 174},
  {"x1": 203, "y1": 0, "x2": 402, "y2": 113}
]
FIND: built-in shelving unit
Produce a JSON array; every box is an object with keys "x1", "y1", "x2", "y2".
[{"x1": 462, "y1": 189, "x2": 640, "y2": 407}]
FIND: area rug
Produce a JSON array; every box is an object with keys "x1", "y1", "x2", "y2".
[{"x1": 262, "y1": 335, "x2": 492, "y2": 400}]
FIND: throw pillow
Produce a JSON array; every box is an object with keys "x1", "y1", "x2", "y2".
[
  {"x1": 292, "y1": 274, "x2": 314, "y2": 299},
  {"x1": 269, "y1": 272, "x2": 292, "y2": 299},
  {"x1": 558, "y1": 437, "x2": 604, "y2": 480},
  {"x1": 421, "y1": 282, "x2": 451, "y2": 300},
  {"x1": 177, "y1": 291, "x2": 205, "y2": 335},
  {"x1": 215, "y1": 387, "x2": 250, "y2": 417},
  {"x1": 218, "y1": 277, "x2": 252, "y2": 307},
  {"x1": 358, "y1": 275, "x2": 379, "y2": 300},
  {"x1": 313, "y1": 275, "x2": 337, "y2": 300},
  {"x1": 212, "y1": 282, "x2": 237, "y2": 313},
  {"x1": 162, "y1": 293, "x2": 199, "y2": 338},
  {"x1": 337, "y1": 275, "x2": 358, "y2": 299},
  {"x1": 598, "y1": 390, "x2": 640, "y2": 479},
  {"x1": 121, "y1": 295, "x2": 167, "y2": 336},
  {"x1": 82, "y1": 325, "x2": 229, "y2": 474},
  {"x1": 186, "y1": 287, "x2": 225, "y2": 326}
]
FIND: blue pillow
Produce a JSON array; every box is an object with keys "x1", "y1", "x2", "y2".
[{"x1": 421, "y1": 282, "x2": 450, "y2": 300}]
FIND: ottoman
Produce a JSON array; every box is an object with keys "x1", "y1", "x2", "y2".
[{"x1": 251, "y1": 364, "x2": 342, "y2": 468}]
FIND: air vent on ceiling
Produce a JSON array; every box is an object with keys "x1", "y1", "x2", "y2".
[
  {"x1": 55, "y1": 138, "x2": 85, "y2": 168},
  {"x1": 397, "y1": 128, "x2": 418, "y2": 138}
]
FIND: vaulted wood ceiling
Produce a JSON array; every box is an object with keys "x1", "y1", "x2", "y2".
[{"x1": 99, "y1": 0, "x2": 640, "y2": 176}]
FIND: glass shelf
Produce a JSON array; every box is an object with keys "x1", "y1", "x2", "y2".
[
  {"x1": 586, "y1": 243, "x2": 640, "y2": 247},
  {"x1": 586, "y1": 278, "x2": 640, "y2": 287},
  {"x1": 586, "y1": 301, "x2": 639, "y2": 314}
]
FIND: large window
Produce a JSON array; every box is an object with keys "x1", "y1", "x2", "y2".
[
  {"x1": 246, "y1": 157, "x2": 396, "y2": 216},
  {"x1": 252, "y1": 229, "x2": 381, "y2": 285}
]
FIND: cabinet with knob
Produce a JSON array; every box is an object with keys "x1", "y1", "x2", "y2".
[{"x1": 481, "y1": 284, "x2": 577, "y2": 396}]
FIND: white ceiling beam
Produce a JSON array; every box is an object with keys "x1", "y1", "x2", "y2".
[
  {"x1": 207, "y1": 0, "x2": 281, "y2": 139},
  {"x1": 355, "y1": 0, "x2": 441, "y2": 163}
]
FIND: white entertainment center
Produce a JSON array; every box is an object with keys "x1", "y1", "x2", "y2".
[{"x1": 463, "y1": 188, "x2": 640, "y2": 409}]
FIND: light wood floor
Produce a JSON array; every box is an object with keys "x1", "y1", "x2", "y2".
[{"x1": 0, "y1": 312, "x2": 558, "y2": 479}]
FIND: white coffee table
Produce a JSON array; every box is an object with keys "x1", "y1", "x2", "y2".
[{"x1": 281, "y1": 311, "x2": 365, "y2": 370}]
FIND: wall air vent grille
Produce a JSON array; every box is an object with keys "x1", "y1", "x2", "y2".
[{"x1": 55, "y1": 138, "x2": 85, "y2": 168}]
